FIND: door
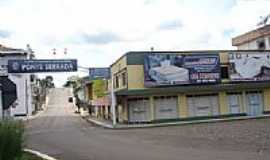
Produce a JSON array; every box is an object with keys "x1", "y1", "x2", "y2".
[
  {"x1": 188, "y1": 95, "x2": 219, "y2": 117},
  {"x1": 128, "y1": 98, "x2": 151, "y2": 122},
  {"x1": 154, "y1": 96, "x2": 178, "y2": 120},
  {"x1": 227, "y1": 93, "x2": 241, "y2": 114},
  {"x1": 246, "y1": 92, "x2": 263, "y2": 116}
]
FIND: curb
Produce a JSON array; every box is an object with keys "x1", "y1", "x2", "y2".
[
  {"x1": 84, "y1": 116, "x2": 114, "y2": 129},
  {"x1": 85, "y1": 115, "x2": 270, "y2": 129},
  {"x1": 24, "y1": 148, "x2": 58, "y2": 160}
]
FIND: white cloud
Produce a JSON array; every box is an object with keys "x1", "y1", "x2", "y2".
[{"x1": 0, "y1": 0, "x2": 270, "y2": 86}]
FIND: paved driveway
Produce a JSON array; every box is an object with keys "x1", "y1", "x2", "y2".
[{"x1": 25, "y1": 88, "x2": 270, "y2": 160}]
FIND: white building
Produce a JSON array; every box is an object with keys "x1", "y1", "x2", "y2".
[
  {"x1": 232, "y1": 24, "x2": 270, "y2": 50},
  {"x1": 0, "y1": 45, "x2": 33, "y2": 118}
]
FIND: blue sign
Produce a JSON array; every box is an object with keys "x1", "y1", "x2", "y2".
[
  {"x1": 8, "y1": 59, "x2": 77, "y2": 73},
  {"x1": 184, "y1": 54, "x2": 220, "y2": 84},
  {"x1": 89, "y1": 68, "x2": 110, "y2": 79},
  {"x1": 144, "y1": 53, "x2": 220, "y2": 87}
]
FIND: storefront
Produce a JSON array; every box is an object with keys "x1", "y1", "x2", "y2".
[
  {"x1": 227, "y1": 92, "x2": 242, "y2": 114},
  {"x1": 112, "y1": 51, "x2": 270, "y2": 124},
  {"x1": 154, "y1": 96, "x2": 178, "y2": 120},
  {"x1": 187, "y1": 94, "x2": 219, "y2": 117},
  {"x1": 246, "y1": 91, "x2": 263, "y2": 116},
  {"x1": 128, "y1": 97, "x2": 151, "y2": 122}
]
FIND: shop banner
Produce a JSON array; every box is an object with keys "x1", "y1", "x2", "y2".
[
  {"x1": 144, "y1": 54, "x2": 220, "y2": 87},
  {"x1": 229, "y1": 52, "x2": 270, "y2": 81}
]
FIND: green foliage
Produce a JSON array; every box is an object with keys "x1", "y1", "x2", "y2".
[
  {"x1": 0, "y1": 120, "x2": 24, "y2": 160},
  {"x1": 93, "y1": 79, "x2": 106, "y2": 98},
  {"x1": 20, "y1": 152, "x2": 44, "y2": 160}
]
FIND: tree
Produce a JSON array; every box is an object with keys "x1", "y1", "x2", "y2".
[{"x1": 93, "y1": 79, "x2": 106, "y2": 98}]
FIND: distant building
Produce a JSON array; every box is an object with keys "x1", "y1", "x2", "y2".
[{"x1": 232, "y1": 25, "x2": 270, "y2": 50}]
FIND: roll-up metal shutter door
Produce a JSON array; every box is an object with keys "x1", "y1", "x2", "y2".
[
  {"x1": 246, "y1": 92, "x2": 263, "y2": 116},
  {"x1": 227, "y1": 93, "x2": 241, "y2": 114},
  {"x1": 154, "y1": 96, "x2": 178, "y2": 120},
  {"x1": 128, "y1": 98, "x2": 151, "y2": 122},
  {"x1": 187, "y1": 95, "x2": 219, "y2": 117}
]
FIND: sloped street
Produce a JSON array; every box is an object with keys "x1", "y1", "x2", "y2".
[{"x1": 25, "y1": 88, "x2": 270, "y2": 160}]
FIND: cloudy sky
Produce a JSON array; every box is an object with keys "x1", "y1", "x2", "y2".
[{"x1": 0, "y1": 0, "x2": 270, "y2": 86}]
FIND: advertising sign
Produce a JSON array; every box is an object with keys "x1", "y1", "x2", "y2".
[
  {"x1": 229, "y1": 52, "x2": 270, "y2": 81},
  {"x1": 8, "y1": 59, "x2": 77, "y2": 73},
  {"x1": 89, "y1": 68, "x2": 110, "y2": 79},
  {"x1": 144, "y1": 53, "x2": 220, "y2": 87}
]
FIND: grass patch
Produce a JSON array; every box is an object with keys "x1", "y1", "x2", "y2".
[
  {"x1": 0, "y1": 120, "x2": 24, "y2": 160},
  {"x1": 21, "y1": 152, "x2": 45, "y2": 160}
]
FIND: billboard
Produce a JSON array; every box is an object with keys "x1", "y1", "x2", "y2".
[
  {"x1": 144, "y1": 53, "x2": 220, "y2": 87},
  {"x1": 229, "y1": 52, "x2": 270, "y2": 81},
  {"x1": 89, "y1": 68, "x2": 110, "y2": 79},
  {"x1": 8, "y1": 59, "x2": 77, "y2": 73}
]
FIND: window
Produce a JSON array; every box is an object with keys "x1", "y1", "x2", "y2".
[
  {"x1": 115, "y1": 75, "x2": 119, "y2": 88},
  {"x1": 257, "y1": 39, "x2": 266, "y2": 50},
  {"x1": 30, "y1": 74, "x2": 35, "y2": 82},
  {"x1": 122, "y1": 72, "x2": 127, "y2": 86},
  {"x1": 221, "y1": 66, "x2": 229, "y2": 79}
]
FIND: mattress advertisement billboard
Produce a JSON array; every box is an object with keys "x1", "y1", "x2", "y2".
[
  {"x1": 144, "y1": 54, "x2": 221, "y2": 87},
  {"x1": 229, "y1": 52, "x2": 270, "y2": 81}
]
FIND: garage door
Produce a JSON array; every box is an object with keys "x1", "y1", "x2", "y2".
[
  {"x1": 154, "y1": 96, "x2": 178, "y2": 120},
  {"x1": 246, "y1": 91, "x2": 263, "y2": 116},
  {"x1": 128, "y1": 98, "x2": 151, "y2": 122},
  {"x1": 187, "y1": 95, "x2": 219, "y2": 117},
  {"x1": 227, "y1": 93, "x2": 241, "y2": 114}
]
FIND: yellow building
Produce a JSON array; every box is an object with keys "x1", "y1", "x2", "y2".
[{"x1": 110, "y1": 50, "x2": 270, "y2": 123}]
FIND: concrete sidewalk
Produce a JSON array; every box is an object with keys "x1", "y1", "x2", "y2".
[
  {"x1": 21, "y1": 96, "x2": 50, "y2": 122},
  {"x1": 84, "y1": 114, "x2": 270, "y2": 129}
]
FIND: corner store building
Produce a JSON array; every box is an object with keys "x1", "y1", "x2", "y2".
[{"x1": 110, "y1": 50, "x2": 270, "y2": 123}]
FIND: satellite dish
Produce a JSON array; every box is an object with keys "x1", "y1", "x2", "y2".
[{"x1": 257, "y1": 14, "x2": 270, "y2": 27}]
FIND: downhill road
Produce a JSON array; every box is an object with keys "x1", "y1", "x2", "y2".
[{"x1": 25, "y1": 88, "x2": 269, "y2": 160}]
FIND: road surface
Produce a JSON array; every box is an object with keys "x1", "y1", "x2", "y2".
[{"x1": 26, "y1": 88, "x2": 270, "y2": 160}]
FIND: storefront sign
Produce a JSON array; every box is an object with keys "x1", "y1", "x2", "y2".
[
  {"x1": 144, "y1": 53, "x2": 220, "y2": 87},
  {"x1": 8, "y1": 59, "x2": 77, "y2": 73},
  {"x1": 229, "y1": 52, "x2": 270, "y2": 81},
  {"x1": 89, "y1": 68, "x2": 110, "y2": 79}
]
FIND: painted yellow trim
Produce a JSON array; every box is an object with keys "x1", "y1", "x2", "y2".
[
  {"x1": 219, "y1": 52, "x2": 229, "y2": 63},
  {"x1": 241, "y1": 91, "x2": 246, "y2": 113},
  {"x1": 118, "y1": 104, "x2": 123, "y2": 123},
  {"x1": 263, "y1": 88, "x2": 270, "y2": 111},
  {"x1": 113, "y1": 69, "x2": 128, "y2": 91},
  {"x1": 178, "y1": 94, "x2": 188, "y2": 118},
  {"x1": 111, "y1": 56, "x2": 127, "y2": 74},
  {"x1": 219, "y1": 92, "x2": 229, "y2": 115},
  {"x1": 127, "y1": 65, "x2": 145, "y2": 89}
]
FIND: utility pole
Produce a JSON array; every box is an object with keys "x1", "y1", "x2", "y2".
[{"x1": 110, "y1": 73, "x2": 116, "y2": 127}]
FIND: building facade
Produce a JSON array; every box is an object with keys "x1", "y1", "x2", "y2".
[
  {"x1": 232, "y1": 25, "x2": 270, "y2": 50},
  {"x1": 110, "y1": 50, "x2": 270, "y2": 123},
  {"x1": 0, "y1": 45, "x2": 33, "y2": 118}
]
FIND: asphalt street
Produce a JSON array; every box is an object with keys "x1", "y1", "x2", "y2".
[{"x1": 25, "y1": 88, "x2": 270, "y2": 160}]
